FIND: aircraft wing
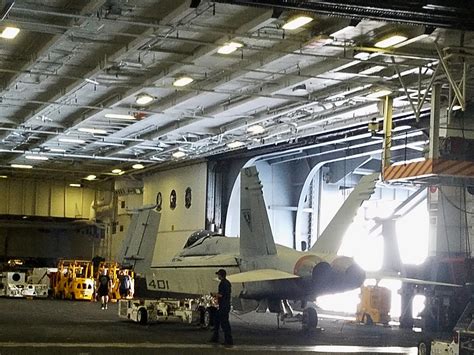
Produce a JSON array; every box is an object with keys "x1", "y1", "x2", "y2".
[
  {"x1": 226, "y1": 269, "x2": 300, "y2": 283},
  {"x1": 366, "y1": 272, "x2": 463, "y2": 288}
]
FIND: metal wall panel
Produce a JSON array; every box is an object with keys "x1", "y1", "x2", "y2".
[
  {"x1": 50, "y1": 183, "x2": 65, "y2": 217},
  {"x1": 35, "y1": 182, "x2": 50, "y2": 216},
  {"x1": 22, "y1": 182, "x2": 36, "y2": 216},
  {"x1": 7, "y1": 181, "x2": 22, "y2": 215},
  {"x1": 0, "y1": 180, "x2": 8, "y2": 214},
  {"x1": 65, "y1": 186, "x2": 83, "y2": 218}
]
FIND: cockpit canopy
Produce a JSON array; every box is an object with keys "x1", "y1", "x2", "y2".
[{"x1": 184, "y1": 230, "x2": 223, "y2": 249}]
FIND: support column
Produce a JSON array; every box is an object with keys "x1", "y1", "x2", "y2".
[
  {"x1": 382, "y1": 96, "x2": 393, "y2": 178},
  {"x1": 429, "y1": 84, "x2": 441, "y2": 159}
]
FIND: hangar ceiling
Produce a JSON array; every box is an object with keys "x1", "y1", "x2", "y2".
[{"x1": 0, "y1": 0, "x2": 473, "y2": 182}]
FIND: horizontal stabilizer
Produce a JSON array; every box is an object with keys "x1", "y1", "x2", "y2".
[
  {"x1": 226, "y1": 269, "x2": 299, "y2": 283},
  {"x1": 367, "y1": 272, "x2": 463, "y2": 288}
]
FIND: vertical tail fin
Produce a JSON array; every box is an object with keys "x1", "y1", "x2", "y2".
[
  {"x1": 240, "y1": 166, "x2": 277, "y2": 257},
  {"x1": 310, "y1": 173, "x2": 378, "y2": 254},
  {"x1": 117, "y1": 207, "x2": 161, "y2": 275}
]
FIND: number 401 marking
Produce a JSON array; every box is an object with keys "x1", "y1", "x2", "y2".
[{"x1": 148, "y1": 279, "x2": 169, "y2": 290}]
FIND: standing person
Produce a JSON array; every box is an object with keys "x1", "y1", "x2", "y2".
[
  {"x1": 97, "y1": 269, "x2": 111, "y2": 310},
  {"x1": 210, "y1": 269, "x2": 233, "y2": 346},
  {"x1": 119, "y1": 270, "x2": 131, "y2": 299}
]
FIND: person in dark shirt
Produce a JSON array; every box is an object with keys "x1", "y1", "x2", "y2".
[
  {"x1": 97, "y1": 269, "x2": 111, "y2": 310},
  {"x1": 210, "y1": 269, "x2": 233, "y2": 346}
]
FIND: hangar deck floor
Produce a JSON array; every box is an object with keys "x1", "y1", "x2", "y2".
[{"x1": 0, "y1": 298, "x2": 426, "y2": 354}]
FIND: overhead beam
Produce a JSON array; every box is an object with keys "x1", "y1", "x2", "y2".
[{"x1": 209, "y1": 0, "x2": 474, "y2": 30}]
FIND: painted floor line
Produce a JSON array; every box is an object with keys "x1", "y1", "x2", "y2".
[{"x1": 0, "y1": 342, "x2": 417, "y2": 353}]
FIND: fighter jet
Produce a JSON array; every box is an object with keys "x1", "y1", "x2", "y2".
[{"x1": 119, "y1": 166, "x2": 378, "y2": 329}]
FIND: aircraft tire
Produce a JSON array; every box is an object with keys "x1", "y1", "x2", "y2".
[
  {"x1": 417, "y1": 340, "x2": 431, "y2": 355},
  {"x1": 362, "y1": 313, "x2": 373, "y2": 325},
  {"x1": 202, "y1": 307, "x2": 215, "y2": 329},
  {"x1": 137, "y1": 307, "x2": 148, "y2": 325},
  {"x1": 302, "y1": 307, "x2": 318, "y2": 331}
]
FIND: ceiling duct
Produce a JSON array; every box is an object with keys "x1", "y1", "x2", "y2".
[
  {"x1": 0, "y1": 0, "x2": 14, "y2": 20},
  {"x1": 211, "y1": 0, "x2": 474, "y2": 30}
]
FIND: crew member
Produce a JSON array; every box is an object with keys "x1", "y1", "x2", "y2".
[
  {"x1": 97, "y1": 269, "x2": 112, "y2": 310},
  {"x1": 210, "y1": 269, "x2": 233, "y2": 346}
]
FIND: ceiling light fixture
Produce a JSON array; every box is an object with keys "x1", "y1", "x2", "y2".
[
  {"x1": 247, "y1": 125, "x2": 265, "y2": 134},
  {"x1": 135, "y1": 93, "x2": 154, "y2": 105},
  {"x1": 0, "y1": 27, "x2": 20, "y2": 39},
  {"x1": 105, "y1": 113, "x2": 136, "y2": 120},
  {"x1": 49, "y1": 148, "x2": 66, "y2": 152},
  {"x1": 84, "y1": 175, "x2": 96, "y2": 181},
  {"x1": 227, "y1": 141, "x2": 245, "y2": 149},
  {"x1": 359, "y1": 65, "x2": 386, "y2": 75},
  {"x1": 132, "y1": 163, "x2": 144, "y2": 170},
  {"x1": 452, "y1": 105, "x2": 462, "y2": 111},
  {"x1": 25, "y1": 155, "x2": 49, "y2": 161},
  {"x1": 374, "y1": 35, "x2": 408, "y2": 48},
  {"x1": 217, "y1": 42, "x2": 243, "y2": 55},
  {"x1": 292, "y1": 84, "x2": 308, "y2": 95},
  {"x1": 173, "y1": 76, "x2": 194, "y2": 87},
  {"x1": 112, "y1": 169, "x2": 122, "y2": 174},
  {"x1": 366, "y1": 89, "x2": 392, "y2": 99},
  {"x1": 330, "y1": 20, "x2": 360, "y2": 38},
  {"x1": 78, "y1": 128, "x2": 107, "y2": 134},
  {"x1": 354, "y1": 51, "x2": 371, "y2": 60},
  {"x1": 59, "y1": 138, "x2": 85, "y2": 144},
  {"x1": 69, "y1": 183, "x2": 82, "y2": 188},
  {"x1": 172, "y1": 151, "x2": 186, "y2": 158},
  {"x1": 85, "y1": 78, "x2": 99, "y2": 85},
  {"x1": 282, "y1": 15, "x2": 313, "y2": 30},
  {"x1": 0, "y1": 175, "x2": 7, "y2": 179},
  {"x1": 11, "y1": 164, "x2": 33, "y2": 169}
]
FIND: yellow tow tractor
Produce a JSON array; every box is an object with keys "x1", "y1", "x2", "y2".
[{"x1": 52, "y1": 260, "x2": 95, "y2": 301}]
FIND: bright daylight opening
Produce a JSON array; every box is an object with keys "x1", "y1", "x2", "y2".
[{"x1": 316, "y1": 189, "x2": 429, "y2": 319}]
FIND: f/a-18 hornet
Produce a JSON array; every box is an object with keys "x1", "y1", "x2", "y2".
[{"x1": 119, "y1": 166, "x2": 378, "y2": 329}]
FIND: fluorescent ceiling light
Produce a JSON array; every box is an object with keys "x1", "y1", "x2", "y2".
[
  {"x1": 359, "y1": 65, "x2": 386, "y2": 75},
  {"x1": 69, "y1": 183, "x2": 82, "y2": 188},
  {"x1": 354, "y1": 52, "x2": 371, "y2": 60},
  {"x1": 0, "y1": 175, "x2": 8, "y2": 179},
  {"x1": 135, "y1": 93, "x2": 154, "y2": 105},
  {"x1": 173, "y1": 76, "x2": 194, "y2": 87},
  {"x1": 25, "y1": 155, "x2": 49, "y2": 161},
  {"x1": 105, "y1": 113, "x2": 135, "y2": 120},
  {"x1": 112, "y1": 169, "x2": 122, "y2": 174},
  {"x1": 84, "y1": 175, "x2": 96, "y2": 181},
  {"x1": 330, "y1": 25, "x2": 356, "y2": 38},
  {"x1": 172, "y1": 151, "x2": 186, "y2": 158},
  {"x1": 375, "y1": 35, "x2": 408, "y2": 48},
  {"x1": 49, "y1": 148, "x2": 66, "y2": 152},
  {"x1": 11, "y1": 164, "x2": 33, "y2": 169},
  {"x1": 282, "y1": 16, "x2": 313, "y2": 30},
  {"x1": 392, "y1": 125, "x2": 412, "y2": 132},
  {"x1": 217, "y1": 42, "x2": 243, "y2": 54},
  {"x1": 78, "y1": 127, "x2": 107, "y2": 134},
  {"x1": 393, "y1": 34, "x2": 428, "y2": 48},
  {"x1": 132, "y1": 163, "x2": 144, "y2": 170},
  {"x1": 1, "y1": 27, "x2": 20, "y2": 39},
  {"x1": 227, "y1": 141, "x2": 245, "y2": 149},
  {"x1": 247, "y1": 125, "x2": 265, "y2": 134},
  {"x1": 366, "y1": 89, "x2": 392, "y2": 99},
  {"x1": 85, "y1": 78, "x2": 99, "y2": 85},
  {"x1": 59, "y1": 138, "x2": 85, "y2": 144}
]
